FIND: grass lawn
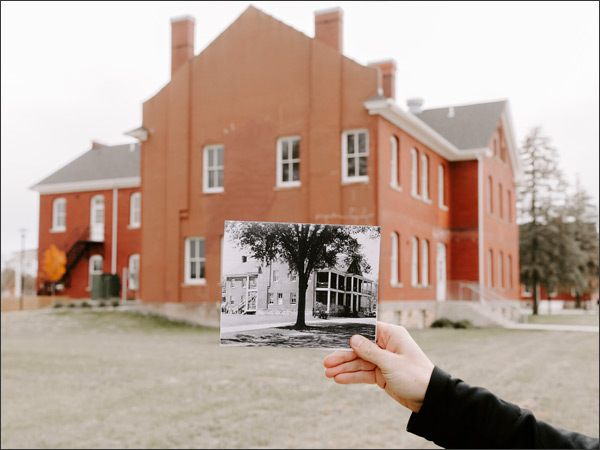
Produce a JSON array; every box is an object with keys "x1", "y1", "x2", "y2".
[
  {"x1": 526, "y1": 313, "x2": 600, "y2": 327},
  {"x1": 2, "y1": 310, "x2": 598, "y2": 449}
]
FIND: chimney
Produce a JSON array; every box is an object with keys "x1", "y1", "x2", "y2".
[
  {"x1": 171, "y1": 15, "x2": 195, "y2": 77},
  {"x1": 368, "y1": 59, "x2": 397, "y2": 100},
  {"x1": 407, "y1": 98, "x2": 424, "y2": 114},
  {"x1": 91, "y1": 141, "x2": 105, "y2": 149},
  {"x1": 314, "y1": 7, "x2": 343, "y2": 53}
]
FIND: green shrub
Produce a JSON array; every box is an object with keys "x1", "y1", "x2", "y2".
[
  {"x1": 314, "y1": 302, "x2": 328, "y2": 319},
  {"x1": 431, "y1": 318, "x2": 455, "y2": 328},
  {"x1": 453, "y1": 319, "x2": 473, "y2": 329},
  {"x1": 67, "y1": 302, "x2": 76, "y2": 308},
  {"x1": 80, "y1": 301, "x2": 91, "y2": 308},
  {"x1": 111, "y1": 300, "x2": 120, "y2": 307},
  {"x1": 328, "y1": 304, "x2": 347, "y2": 317},
  {"x1": 53, "y1": 302, "x2": 63, "y2": 308},
  {"x1": 98, "y1": 301, "x2": 106, "y2": 307}
]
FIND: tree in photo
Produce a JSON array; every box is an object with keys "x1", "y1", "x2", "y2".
[
  {"x1": 227, "y1": 221, "x2": 378, "y2": 329},
  {"x1": 41, "y1": 244, "x2": 66, "y2": 296},
  {"x1": 518, "y1": 127, "x2": 566, "y2": 315}
]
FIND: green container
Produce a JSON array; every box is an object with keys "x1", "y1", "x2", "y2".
[
  {"x1": 101, "y1": 273, "x2": 121, "y2": 299},
  {"x1": 90, "y1": 274, "x2": 103, "y2": 300}
]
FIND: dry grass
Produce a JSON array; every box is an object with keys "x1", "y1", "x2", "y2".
[{"x1": 1, "y1": 310, "x2": 598, "y2": 449}]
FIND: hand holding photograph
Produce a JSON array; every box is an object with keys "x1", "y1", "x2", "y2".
[{"x1": 220, "y1": 220, "x2": 381, "y2": 350}]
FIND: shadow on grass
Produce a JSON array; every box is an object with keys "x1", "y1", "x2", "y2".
[{"x1": 221, "y1": 321, "x2": 376, "y2": 349}]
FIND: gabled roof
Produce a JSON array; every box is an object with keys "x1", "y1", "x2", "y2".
[
  {"x1": 415, "y1": 100, "x2": 507, "y2": 150},
  {"x1": 31, "y1": 143, "x2": 140, "y2": 194}
]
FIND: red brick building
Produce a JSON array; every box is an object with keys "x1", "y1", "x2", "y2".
[
  {"x1": 129, "y1": 6, "x2": 521, "y2": 325},
  {"x1": 31, "y1": 143, "x2": 141, "y2": 299}
]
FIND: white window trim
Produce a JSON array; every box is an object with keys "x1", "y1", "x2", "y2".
[
  {"x1": 390, "y1": 136, "x2": 401, "y2": 191},
  {"x1": 128, "y1": 254, "x2": 140, "y2": 291},
  {"x1": 488, "y1": 249, "x2": 494, "y2": 288},
  {"x1": 390, "y1": 232, "x2": 402, "y2": 287},
  {"x1": 438, "y1": 164, "x2": 448, "y2": 210},
  {"x1": 498, "y1": 183, "x2": 503, "y2": 220},
  {"x1": 52, "y1": 198, "x2": 67, "y2": 232},
  {"x1": 498, "y1": 252, "x2": 503, "y2": 290},
  {"x1": 421, "y1": 239, "x2": 429, "y2": 287},
  {"x1": 276, "y1": 136, "x2": 301, "y2": 188},
  {"x1": 411, "y1": 237, "x2": 419, "y2": 287},
  {"x1": 411, "y1": 148, "x2": 419, "y2": 198},
  {"x1": 421, "y1": 154, "x2": 429, "y2": 201},
  {"x1": 487, "y1": 176, "x2": 493, "y2": 215},
  {"x1": 129, "y1": 192, "x2": 141, "y2": 228},
  {"x1": 184, "y1": 237, "x2": 207, "y2": 285},
  {"x1": 203, "y1": 145, "x2": 224, "y2": 194},
  {"x1": 341, "y1": 129, "x2": 369, "y2": 184},
  {"x1": 290, "y1": 292, "x2": 297, "y2": 305}
]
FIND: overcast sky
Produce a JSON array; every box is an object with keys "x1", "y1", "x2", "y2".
[{"x1": 2, "y1": 1, "x2": 598, "y2": 262}]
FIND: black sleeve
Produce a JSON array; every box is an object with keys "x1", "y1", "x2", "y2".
[{"x1": 407, "y1": 366, "x2": 599, "y2": 449}]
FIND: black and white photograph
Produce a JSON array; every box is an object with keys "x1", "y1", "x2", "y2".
[{"x1": 220, "y1": 221, "x2": 380, "y2": 349}]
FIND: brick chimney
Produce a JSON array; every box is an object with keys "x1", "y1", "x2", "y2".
[
  {"x1": 171, "y1": 15, "x2": 195, "y2": 77},
  {"x1": 314, "y1": 7, "x2": 343, "y2": 53},
  {"x1": 368, "y1": 59, "x2": 397, "y2": 101}
]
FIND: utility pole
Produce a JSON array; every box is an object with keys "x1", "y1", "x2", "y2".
[{"x1": 19, "y1": 228, "x2": 27, "y2": 311}]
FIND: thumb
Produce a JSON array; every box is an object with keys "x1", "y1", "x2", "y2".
[{"x1": 350, "y1": 335, "x2": 387, "y2": 367}]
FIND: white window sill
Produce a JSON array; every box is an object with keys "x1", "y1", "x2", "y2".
[
  {"x1": 50, "y1": 228, "x2": 66, "y2": 233},
  {"x1": 342, "y1": 176, "x2": 369, "y2": 185},
  {"x1": 439, "y1": 204, "x2": 449, "y2": 211},
  {"x1": 390, "y1": 185, "x2": 403, "y2": 193},
  {"x1": 411, "y1": 284, "x2": 432, "y2": 289},
  {"x1": 127, "y1": 224, "x2": 141, "y2": 230},
  {"x1": 422, "y1": 198, "x2": 432, "y2": 205},
  {"x1": 390, "y1": 282, "x2": 404, "y2": 288},
  {"x1": 274, "y1": 183, "x2": 301, "y2": 190},
  {"x1": 182, "y1": 279, "x2": 207, "y2": 287},
  {"x1": 203, "y1": 188, "x2": 224, "y2": 194}
]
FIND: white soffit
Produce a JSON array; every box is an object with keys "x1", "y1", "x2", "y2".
[{"x1": 31, "y1": 177, "x2": 141, "y2": 195}]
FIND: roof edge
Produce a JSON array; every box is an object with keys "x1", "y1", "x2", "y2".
[{"x1": 31, "y1": 176, "x2": 141, "y2": 195}]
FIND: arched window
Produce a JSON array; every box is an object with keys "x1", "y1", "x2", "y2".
[
  {"x1": 411, "y1": 149, "x2": 419, "y2": 197},
  {"x1": 390, "y1": 136, "x2": 400, "y2": 189},
  {"x1": 52, "y1": 198, "x2": 66, "y2": 231},
  {"x1": 438, "y1": 164, "x2": 446, "y2": 209},
  {"x1": 130, "y1": 192, "x2": 141, "y2": 227},
  {"x1": 421, "y1": 155, "x2": 429, "y2": 200},
  {"x1": 421, "y1": 239, "x2": 429, "y2": 286},
  {"x1": 390, "y1": 232, "x2": 400, "y2": 286},
  {"x1": 411, "y1": 237, "x2": 419, "y2": 287},
  {"x1": 128, "y1": 254, "x2": 140, "y2": 291}
]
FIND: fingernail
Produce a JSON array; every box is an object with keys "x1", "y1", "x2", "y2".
[{"x1": 351, "y1": 335, "x2": 363, "y2": 347}]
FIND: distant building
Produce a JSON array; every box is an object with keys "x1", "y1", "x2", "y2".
[
  {"x1": 222, "y1": 257, "x2": 376, "y2": 316},
  {"x1": 127, "y1": 6, "x2": 520, "y2": 325},
  {"x1": 1, "y1": 248, "x2": 38, "y2": 297},
  {"x1": 30, "y1": 143, "x2": 141, "y2": 299}
]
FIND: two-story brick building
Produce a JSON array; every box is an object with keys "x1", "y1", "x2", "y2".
[
  {"x1": 31, "y1": 142, "x2": 142, "y2": 299},
  {"x1": 128, "y1": 6, "x2": 520, "y2": 326}
]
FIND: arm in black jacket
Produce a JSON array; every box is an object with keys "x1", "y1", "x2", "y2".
[{"x1": 407, "y1": 366, "x2": 599, "y2": 449}]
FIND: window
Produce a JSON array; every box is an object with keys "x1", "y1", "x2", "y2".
[
  {"x1": 290, "y1": 272, "x2": 297, "y2": 281},
  {"x1": 411, "y1": 149, "x2": 419, "y2": 197},
  {"x1": 487, "y1": 176, "x2": 493, "y2": 214},
  {"x1": 88, "y1": 255, "x2": 103, "y2": 288},
  {"x1": 498, "y1": 252, "x2": 504, "y2": 289},
  {"x1": 277, "y1": 136, "x2": 300, "y2": 187},
  {"x1": 421, "y1": 239, "x2": 429, "y2": 286},
  {"x1": 203, "y1": 145, "x2": 224, "y2": 193},
  {"x1": 268, "y1": 293, "x2": 274, "y2": 305},
  {"x1": 185, "y1": 237, "x2": 206, "y2": 284},
  {"x1": 342, "y1": 130, "x2": 368, "y2": 183},
  {"x1": 290, "y1": 292, "x2": 297, "y2": 305},
  {"x1": 421, "y1": 154, "x2": 429, "y2": 201},
  {"x1": 438, "y1": 164, "x2": 447, "y2": 209},
  {"x1": 508, "y1": 255, "x2": 513, "y2": 289},
  {"x1": 390, "y1": 136, "x2": 400, "y2": 189},
  {"x1": 52, "y1": 198, "x2": 66, "y2": 231},
  {"x1": 488, "y1": 249, "x2": 494, "y2": 288},
  {"x1": 411, "y1": 237, "x2": 419, "y2": 287},
  {"x1": 507, "y1": 190, "x2": 512, "y2": 223},
  {"x1": 241, "y1": 278, "x2": 246, "y2": 288},
  {"x1": 498, "y1": 183, "x2": 503, "y2": 219},
  {"x1": 129, "y1": 192, "x2": 141, "y2": 227},
  {"x1": 128, "y1": 254, "x2": 140, "y2": 291},
  {"x1": 390, "y1": 232, "x2": 400, "y2": 286},
  {"x1": 272, "y1": 270, "x2": 279, "y2": 282},
  {"x1": 277, "y1": 293, "x2": 283, "y2": 305}
]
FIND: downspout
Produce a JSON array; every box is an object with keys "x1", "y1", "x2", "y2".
[
  {"x1": 111, "y1": 187, "x2": 118, "y2": 274},
  {"x1": 477, "y1": 155, "x2": 484, "y2": 298}
]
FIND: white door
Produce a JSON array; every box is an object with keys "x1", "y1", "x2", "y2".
[
  {"x1": 90, "y1": 195, "x2": 105, "y2": 242},
  {"x1": 436, "y1": 243, "x2": 447, "y2": 301}
]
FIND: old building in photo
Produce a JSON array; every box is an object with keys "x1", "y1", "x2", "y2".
[
  {"x1": 222, "y1": 257, "x2": 376, "y2": 316},
  {"x1": 126, "y1": 5, "x2": 521, "y2": 327},
  {"x1": 31, "y1": 143, "x2": 141, "y2": 299}
]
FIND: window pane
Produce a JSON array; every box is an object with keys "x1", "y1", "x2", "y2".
[
  {"x1": 208, "y1": 170, "x2": 215, "y2": 188},
  {"x1": 282, "y1": 141, "x2": 289, "y2": 160},
  {"x1": 347, "y1": 157, "x2": 355, "y2": 177},
  {"x1": 217, "y1": 148, "x2": 223, "y2": 166},
  {"x1": 217, "y1": 168, "x2": 223, "y2": 188},
  {"x1": 359, "y1": 156, "x2": 367, "y2": 176},
  {"x1": 347, "y1": 134, "x2": 355, "y2": 154},
  {"x1": 358, "y1": 133, "x2": 366, "y2": 153},
  {"x1": 208, "y1": 149, "x2": 214, "y2": 167},
  {"x1": 191, "y1": 262, "x2": 197, "y2": 279},
  {"x1": 282, "y1": 164, "x2": 289, "y2": 182},
  {"x1": 199, "y1": 239, "x2": 205, "y2": 257},
  {"x1": 199, "y1": 261, "x2": 205, "y2": 279},
  {"x1": 292, "y1": 163, "x2": 299, "y2": 181},
  {"x1": 189, "y1": 239, "x2": 196, "y2": 258},
  {"x1": 292, "y1": 139, "x2": 299, "y2": 159}
]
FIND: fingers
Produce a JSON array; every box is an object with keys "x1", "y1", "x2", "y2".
[
  {"x1": 324, "y1": 358, "x2": 376, "y2": 378},
  {"x1": 333, "y1": 370, "x2": 377, "y2": 385},
  {"x1": 323, "y1": 350, "x2": 358, "y2": 368},
  {"x1": 350, "y1": 334, "x2": 389, "y2": 367}
]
